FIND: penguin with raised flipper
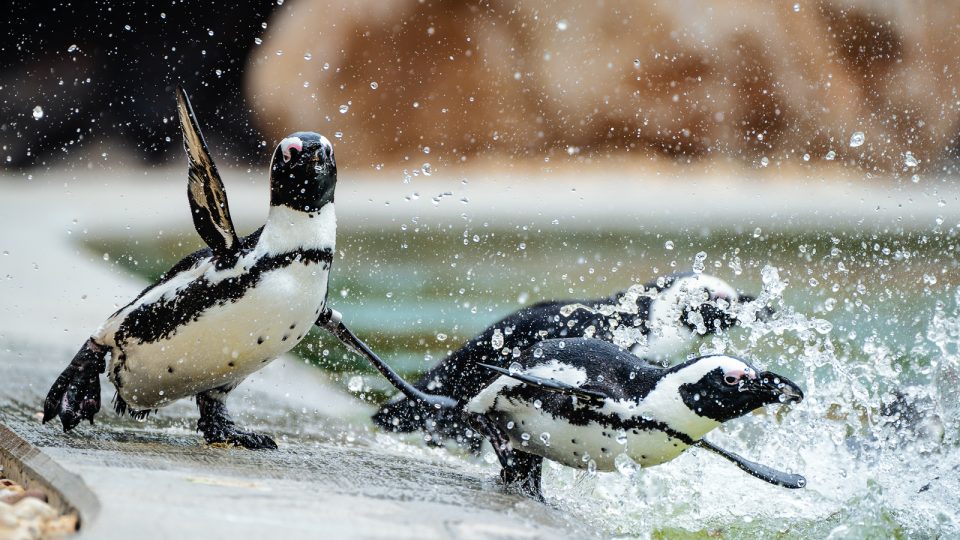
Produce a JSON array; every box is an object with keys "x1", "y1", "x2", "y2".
[
  {"x1": 42, "y1": 86, "x2": 447, "y2": 449},
  {"x1": 464, "y1": 338, "x2": 805, "y2": 500},
  {"x1": 374, "y1": 273, "x2": 771, "y2": 447}
]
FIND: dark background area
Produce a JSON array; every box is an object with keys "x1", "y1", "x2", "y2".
[{"x1": 0, "y1": 0, "x2": 277, "y2": 168}]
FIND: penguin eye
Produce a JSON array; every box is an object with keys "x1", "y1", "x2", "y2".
[{"x1": 723, "y1": 374, "x2": 740, "y2": 386}]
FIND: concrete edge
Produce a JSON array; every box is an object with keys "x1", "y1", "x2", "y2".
[{"x1": 0, "y1": 422, "x2": 100, "y2": 532}]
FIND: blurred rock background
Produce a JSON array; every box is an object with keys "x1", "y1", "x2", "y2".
[{"x1": 3, "y1": 0, "x2": 959, "y2": 173}]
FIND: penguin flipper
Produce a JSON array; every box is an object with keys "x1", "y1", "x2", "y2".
[
  {"x1": 43, "y1": 339, "x2": 107, "y2": 431},
  {"x1": 175, "y1": 85, "x2": 240, "y2": 260},
  {"x1": 477, "y1": 363, "x2": 608, "y2": 404}
]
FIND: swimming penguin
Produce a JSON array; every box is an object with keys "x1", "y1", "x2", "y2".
[
  {"x1": 42, "y1": 86, "x2": 446, "y2": 449},
  {"x1": 374, "y1": 273, "x2": 769, "y2": 446},
  {"x1": 464, "y1": 338, "x2": 805, "y2": 499}
]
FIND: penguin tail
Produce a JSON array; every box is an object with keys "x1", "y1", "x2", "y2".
[{"x1": 42, "y1": 339, "x2": 108, "y2": 432}]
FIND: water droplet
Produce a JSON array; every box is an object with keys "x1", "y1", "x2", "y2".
[
  {"x1": 692, "y1": 251, "x2": 707, "y2": 274},
  {"x1": 436, "y1": 333, "x2": 447, "y2": 342},
  {"x1": 370, "y1": 81, "x2": 378, "y2": 90},
  {"x1": 792, "y1": 3, "x2": 800, "y2": 12},
  {"x1": 760, "y1": 156, "x2": 769, "y2": 167},
  {"x1": 207, "y1": 29, "x2": 214, "y2": 37},
  {"x1": 124, "y1": 24, "x2": 132, "y2": 31},
  {"x1": 633, "y1": 59, "x2": 640, "y2": 68},
  {"x1": 67, "y1": 44, "x2": 78, "y2": 53},
  {"x1": 491, "y1": 329, "x2": 505, "y2": 350},
  {"x1": 423, "y1": 147, "x2": 430, "y2": 155},
  {"x1": 533, "y1": 399, "x2": 542, "y2": 409},
  {"x1": 334, "y1": 131, "x2": 343, "y2": 139},
  {"x1": 303, "y1": 52, "x2": 312, "y2": 60},
  {"x1": 421, "y1": 163, "x2": 432, "y2": 176},
  {"x1": 556, "y1": 20, "x2": 568, "y2": 31},
  {"x1": 254, "y1": 37, "x2": 263, "y2": 45},
  {"x1": 911, "y1": 174, "x2": 920, "y2": 183},
  {"x1": 347, "y1": 375, "x2": 363, "y2": 392},
  {"x1": 615, "y1": 454, "x2": 639, "y2": 477},
  {"x1": 825, "y1": 150, "x2": 836, "y2": 160},
  {"x1": 339, "y1": 104, "x2": 349, "y2": 114},
  {"x1": 849, "y1": 131, "x2": 865, "y2": 147},
  {"x1": 802, "y1": 153, "x2": 810, "y2": 162},
  {"x1": 615, "y1": 431, "x2": 628, "y2": 445},
  {"x1": 533, "y1": 348, "x2": 543, "y2": 358},
  {"x1": 539, "y1": 432, "x2": 551, "y2": 446},
  {"x1": 904, "y1": 152, "x2": 919, "y2": 167},
  {"x1": 664, "y1": 240, "x2": 674, "y2": 250},
  {"x1": 32, "y1": 106, "x2": 43, "y2": 120}
]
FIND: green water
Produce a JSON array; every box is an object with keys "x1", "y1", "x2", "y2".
[
  {"x1": 89, "y1": 226, "x2": 956, "y2": 378},
  {"x1": 86, "y1": 224, "x2": 960, "y2": 537}
]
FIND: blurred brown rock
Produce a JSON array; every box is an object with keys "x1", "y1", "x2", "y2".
[{"x1": 248, "y1": 0, "x2": 960, "y2": 171}]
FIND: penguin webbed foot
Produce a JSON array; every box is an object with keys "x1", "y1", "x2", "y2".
[
  {"x1": 42, "y1": 339, "x2": 107, "y2": 432},
  {"x1": 501, "y1": 452, "x2": 545, "y2": 502},
  {"x1": 203, "y1": 425, "x2": 278, "y2": 450},
  {"x1": 471, "y1": 414, "x2": 545, "y2": 501},
  {"x1": 196, "y1": 390, "x2": 278, "y2": 450}
]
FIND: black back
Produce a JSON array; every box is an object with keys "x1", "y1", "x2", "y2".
[{"x1": 371, "y1": 289, "x2": 658, "y2": 435}]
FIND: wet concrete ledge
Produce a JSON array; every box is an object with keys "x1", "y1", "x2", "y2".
[{"x1": 0, "y1": 421, "x2": 100, "y2": 531}]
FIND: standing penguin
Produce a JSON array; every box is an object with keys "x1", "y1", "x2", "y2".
[
  {"x1": 374, "y1": 273, "x2": 769, "y2": 446},
  {"x1": 42, "y1": 87, "x2": 445, "y2": 449},
  {"x1": 465, "y1": 338, "x2": 805, "y2": 499}
]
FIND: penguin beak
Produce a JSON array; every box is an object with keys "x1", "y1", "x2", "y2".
[{"x1": 751, "y1": 371, "x2": 804, "y2": 405}]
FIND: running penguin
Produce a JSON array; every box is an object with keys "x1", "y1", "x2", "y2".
[
  {"x1": 42, "y1": 86, "x2": 446, "y2": 449},
  {"x1": 466, "y1": 338, "x2": 805, "y2": 499}
]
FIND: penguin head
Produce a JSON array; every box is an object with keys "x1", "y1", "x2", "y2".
[
  {"x1": 269, "y1": 132, "x2": 337, "y2": 212},
  {"x1": 667, "y1": 274, "x2": 773, "y2": 335},
  {"x1": 673, "y1": 354, "x2": 803, "y2": 423}
]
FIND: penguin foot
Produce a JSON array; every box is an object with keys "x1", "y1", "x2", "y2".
[
  {"x1": 470, "y1": 414, "x2": 546, "y2": 501},
  {"x1": 202, "y1": 425, "x2": 278, "y2": 450},
  {"x1": 501, "y1": 452, "x2": 545, "y2": 502},
  {"x1": 43, "y1": 339, "x2": 107, "y2": 432},
  {"x1": 196, "y1": 388, "x2": 277, "y2": 450}
]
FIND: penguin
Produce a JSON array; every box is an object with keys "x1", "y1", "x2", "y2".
[
  {"x1": 374, "y1": 273, "x2": 770, "y2": 447},
  {"x1": 41, "y1": 86, "x2": 446, "y2": 449},
  {"x1": 464, "y1": 338, "x2": 805, "y2": 500}
]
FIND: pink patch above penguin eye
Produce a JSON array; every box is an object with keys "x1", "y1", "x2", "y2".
[
  {"x1": 723, "y1": 365, "x2": 755, "y2": 385},
  {"x1": 280, "y1": 137, "x2": 303, "y2": 163}
]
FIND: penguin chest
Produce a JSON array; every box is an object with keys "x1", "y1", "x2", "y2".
[
  {"x1": 493, "y1": 405, "x2": 691, "y2": 471},
  {"x1": 109, "y1": 260, "x2": 330, "y2": 408}
]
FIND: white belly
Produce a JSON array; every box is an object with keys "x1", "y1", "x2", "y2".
[
  {"x1": 497, "y1": 403, "x2": 691, "y2": 471},
  {"x1": 107, "y1": 261, "x2": 328, "y2": 408}
]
